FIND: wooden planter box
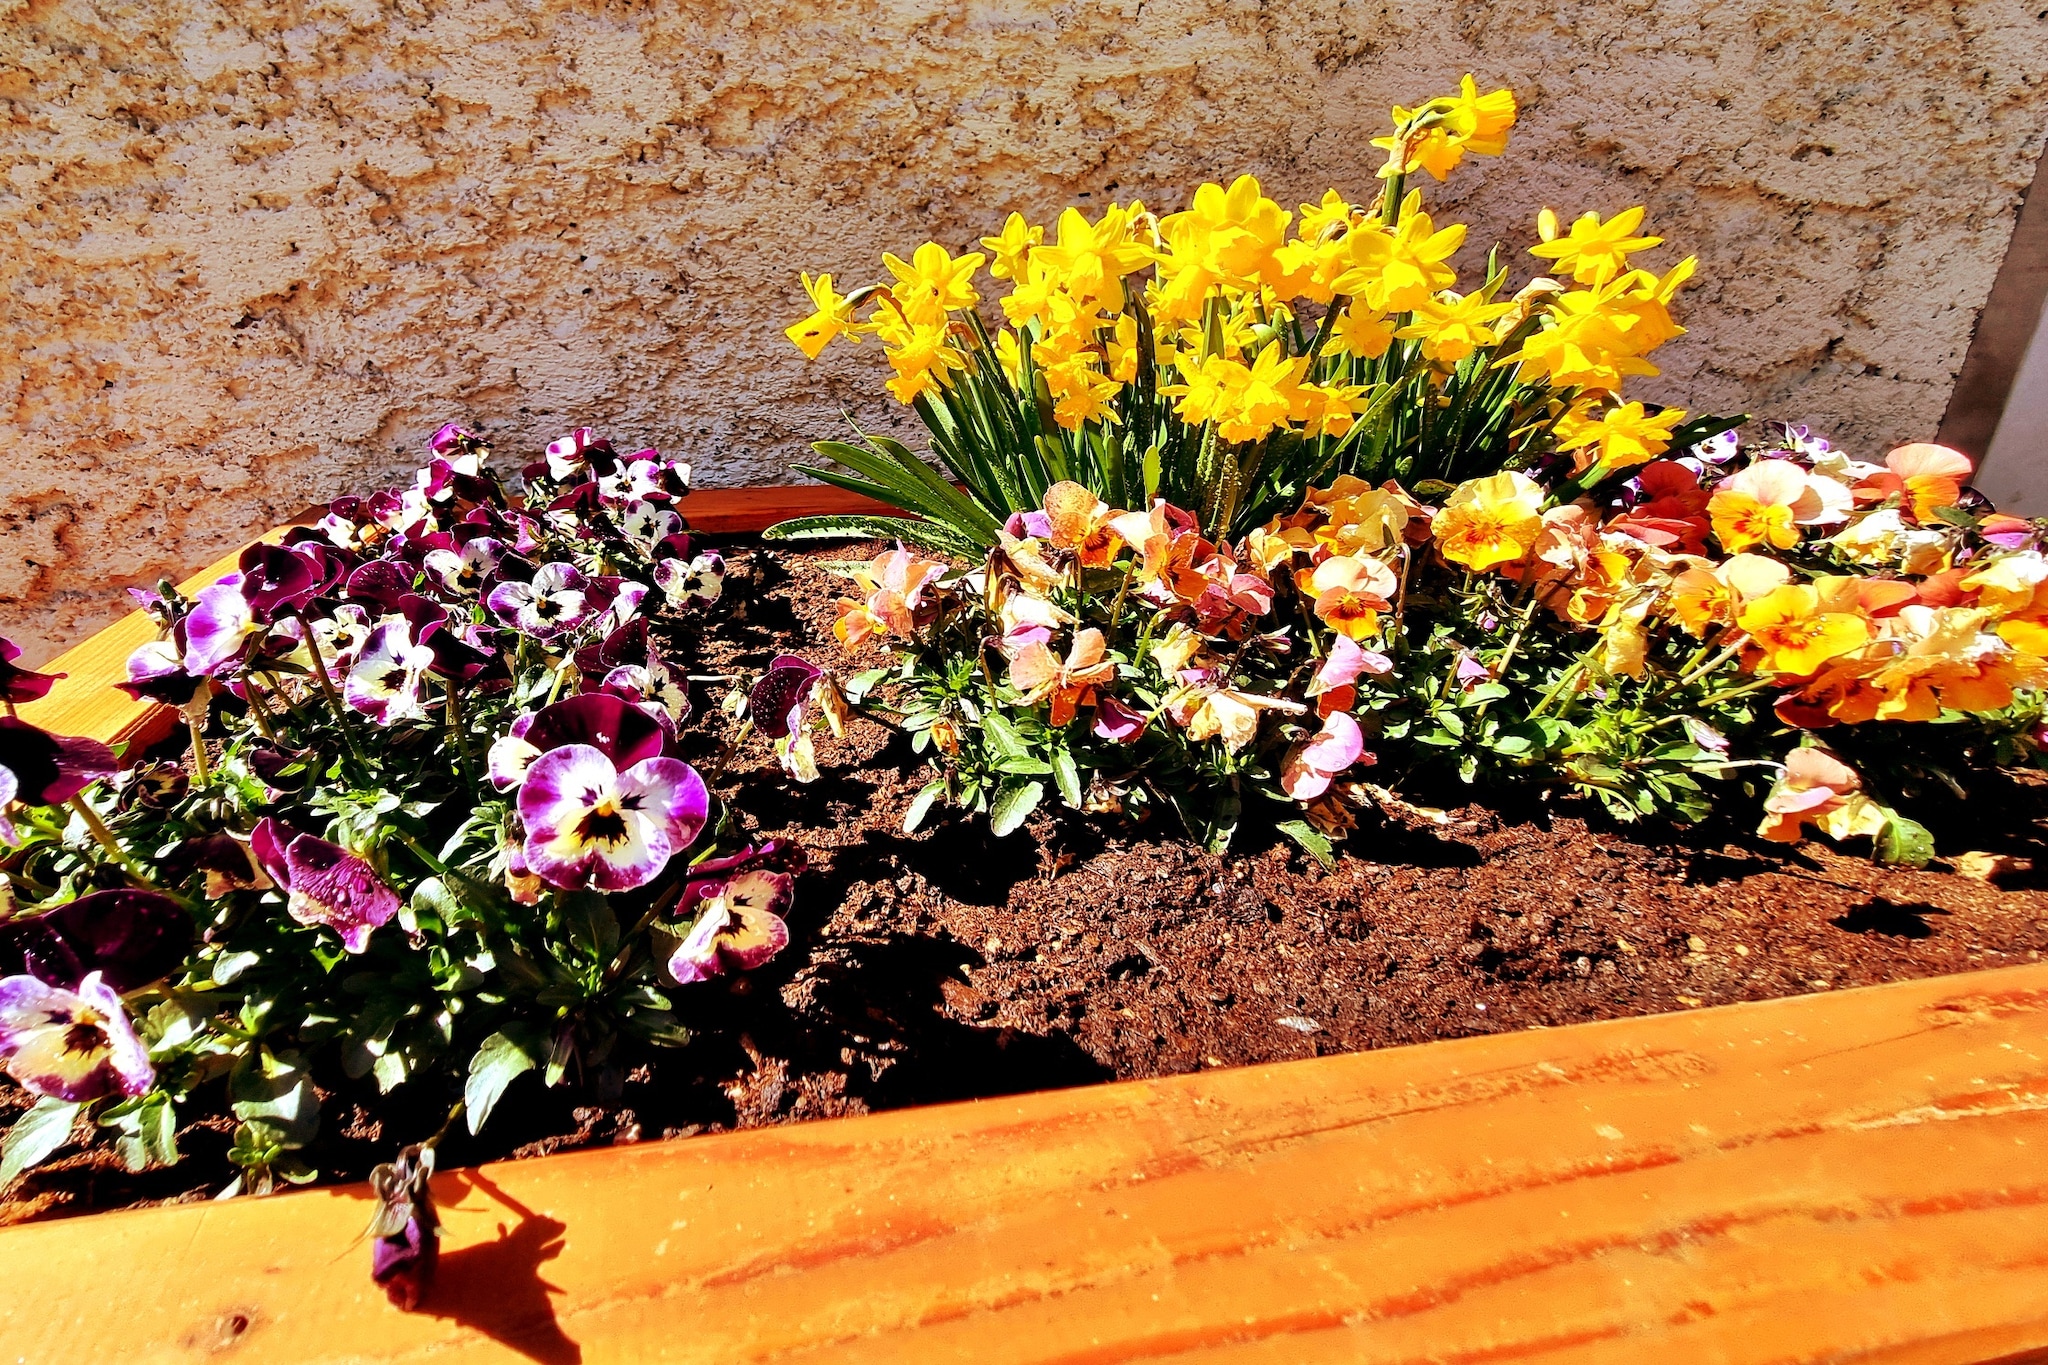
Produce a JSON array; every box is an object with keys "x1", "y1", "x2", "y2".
[{"x1": 6, "y1": 488, "x2": 2048, "y2": 1364}]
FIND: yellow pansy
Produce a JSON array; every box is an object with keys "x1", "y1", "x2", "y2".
[
  {"x1": 1736, "y1": 585, "x2": 1870, "y2": 678},
  {"x1": 1430, "y1": 471, "x2": 1546, "y2": 572}
]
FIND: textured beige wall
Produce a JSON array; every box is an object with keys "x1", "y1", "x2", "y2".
[{"x1": 3, "y1": 0, "x2": 2046, "y2": 663}]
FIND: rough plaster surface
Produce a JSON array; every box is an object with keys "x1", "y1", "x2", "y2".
[{"x1": 3, "y1": 0, "x2": 2046, "y2": 662}]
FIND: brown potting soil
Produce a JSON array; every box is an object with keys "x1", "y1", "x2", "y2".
[{"x1": 7, "y1": 540, "x2": 2048, "y2": 1224}]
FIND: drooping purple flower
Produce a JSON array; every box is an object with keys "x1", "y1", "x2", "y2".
[
  {"x1": 486, "y1": 562, "x2": 594, "y2": 639},
  {"x1": 1280, "y1": 710, "x2": 1368, "y2": 801},
  {"x1": 0, "y1": 719, "x2": 119, "y2": 805},
  {"x1": 665, "y1": 841, "x2": 802, "y2": 984},
  {"x1": 183, "y1": 574, "x2": 263, "y2": 677},
  {"x1": 427, "y1": 421, "x2": 476, "y2": 456},
  {"x1": 343, "y1": 618, "x2": 437, "y2": 725},
  {"x1": 252, "y1": 818, "x2": 402, "y2": 954},
  {"x1": 654, "y1": 552, "x2": 726, "y2": 608},
  {"x1": 368, "y1": 1143, "x2": 439, "y2": 1311},
  {"x1": 392, "y1": 597, "x2": 496, "y2": 685},
  {"x1": 0, "y1": 971, "x2": 153, "y2": 1102},
  {"x1": 117, "y1": 632, "x2": 208, "y2": 709},
  {"x1": 414, "y1": 448, "x2": 485, "y2": 504},
  {"x1": 1004, "y1": 508, "x2": 1055, "y2": 540},
  {"x1": 0, "y1": 890, "x2": 193, "y2": 992},
  {"x1": 517, "y1": 746, "x2": 708, "y2": 892},
  {"x1": 0, "y1": 638, "x2": 63, "y2": 705},
  {"x1": 749, "y1": 655, "x2": 822, "y2": 740},
  {"x1": 487, "y1": 692, "x2": 667, "y2": 791},
  {"x1": 598, "y1": 578, "x2": 648, "y2": 635},
  {"x1": 159, "y1": 832, "x2": 274, "y2": 899},
  {"x1": 368, "y1": 486, "x2": 435, "y2": 535},
  {"x1": 0, "y1": 765, "x2": 16, "y2": 845}
]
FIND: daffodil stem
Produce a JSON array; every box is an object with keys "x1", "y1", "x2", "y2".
[{"x1": 69, "y1": 796, "x2": 154, "y2": 888}]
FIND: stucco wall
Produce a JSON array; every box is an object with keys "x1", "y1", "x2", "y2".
[{"x1": 3, "y1": 0, "x2": 2046, "y2": 663}]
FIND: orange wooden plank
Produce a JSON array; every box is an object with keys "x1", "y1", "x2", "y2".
[
  {"x1": 1, "y1": 963, "x2": 2046, "y2": 1363},
  {"x1": 12, "y1": 487, "x2": 889, "y2": 748}
]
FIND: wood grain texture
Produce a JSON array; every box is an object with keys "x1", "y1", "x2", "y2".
[
  {"x1": 10, "y1": 487, "x2": 888, "y2": 750},
  {"x1": 2, "y1": 963, "x2": 2047, "y2": 1364}
]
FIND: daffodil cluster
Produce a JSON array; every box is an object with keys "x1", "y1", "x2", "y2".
[{"x1": 783, "y1": 77, "x2": 1709, "y2": 551}]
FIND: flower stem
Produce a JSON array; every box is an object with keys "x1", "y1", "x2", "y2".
[
  {"x1": 443, "y1": 678, "x2": 473, "y2": 777},
  {"x1": 69, "y1": 796, "x2": 155, "y2": 888},
  {"x1": 292, "y1": 609, "x2": 366, "y2": 766},
  {"x1": 186, "y1": 710, "x2": 213, "y2": 784}
]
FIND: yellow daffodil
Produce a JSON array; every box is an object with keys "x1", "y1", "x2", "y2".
[
  {"x1": 1529, "y1": 206, "x2": 1663, "y2": 287},
  {"x1": 1105, "y1": 313, "x2": 1142, "y2": 382},
  {"x1": 1327, "y1": 302, "x2": 1396, "y2": 360},
  {"x1": 1333, "y1": 192, "x2": 1464, "y2": 313},
  {"x1": 1555, "y1": 402, "x2": 1687, "y2": 472},
  {"x1": 881, "y1": 242, "x2": 985, "y2": 327},
  {"x1": 785, "y1": 272, "x2": 861, "y2": 360},
  {"x1": 1396, "y1": 291, "x2": 1515, "y2": 365},
  {"x1": 1031, "y1": 204, "x2": 1154, "y2": 308},
  {"x1": 1213, "y1": 342, "x2": 1309, "y2": 444},
  {"x1": 1431, "y1": 471, "x2": 1546, "y2": 572},
  {"x1": 1298, "y1": 190, "x2": 1356, "y2": 242},
  {"x1": 980, "y1": 212, "x2": 1044, "y2": 282},
  {"x1": 1372, "y1": 77, "x2": 1518, "y2": 182}
]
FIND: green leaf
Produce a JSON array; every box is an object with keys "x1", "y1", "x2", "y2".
[
  {"x1": 1052, "y1": 749, "x2": 1083, "y2": 808},
  {"x1": 904, "y1": 780, "x2": 945, "y2": 833},
  {"x1": 107, "y1": 1093, "x2": 179, "y2": 1172},
  {"x1": 988, "y1": 780, "x2": 1044, "y2": 837},
  {"x1": 994, "y1": 756, "x2": 1055, "y2": 776},
  {"x1": 230, "y1": 1049, "x2": 320, "y2": 1148},
  {"x1": 1877, "y1": 811, "x2": 1936, "y2": 868},
  {"x1": 982, "y1": 710, "x2": 1029, "y2": 759},
  {"x1": 0, "y1": 1098, "x2": 80, "y2": 1187},
  {"x1": 1275, "y1": 818, "x2": 1336, "y2": 870},
  {"x1": 764, "y1": 513, "x2": 979, "y2": 560},
  {"x1": 1436, "y1": 709, "x2": 1465, "y2": 738},
  {"x1": 465, "y1": 1027, "x2": 546, "y2": 1134}
]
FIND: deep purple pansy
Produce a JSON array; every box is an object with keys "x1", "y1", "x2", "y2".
[
  {"x1": 517, "y1": 746, "x2": 708, "y2": 892},
  {"x1": 0, "y1": 971, "x2": 153, "y2": 1102},
  {"x1": 0, "y1": 638, "x2": 63, "y2": 705},
  {"x1": 252, "y1": 818, "x2": 402, "y2": 954},
  {"x1": 236, "y1": 543, "x2": 323, "y2": 623},
  {"x1": 0, "y1": 890, "x2": 193, "y2": 993},
  {"x1": 487, "y1": 692, "x2": 667, "y2": 791},
  {"x1": 183, "y1": 573, "x2": 263, "y2": 677},
  {"x1": 749, "y1": 655, "x2": 823, "y2": 740},
  {"x1": 666, "y1": 842, "x2": 804, "y2": 985},
  {"x1": 0, "y1": 718, "x2": 119, "y2": 805}
]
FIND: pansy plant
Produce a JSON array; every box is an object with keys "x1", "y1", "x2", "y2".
[{"x1": 0, "y1": 425, "x2": 805, "y2": 1240}]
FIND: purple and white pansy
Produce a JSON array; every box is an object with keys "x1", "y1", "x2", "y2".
[
  {"x1": 487, "y1": 692, "x2": 668, "y2": 792},
  {"x1": 0, "y1": 971, "x2": 154, "y2": 1102},
  {"x1": 421, "y1": 537, "x2": 503, "y2": 595},
  {"x1": 343, "y1": 618, "x2": 439, "y2": 725},
  {"x1": 665, "y1": 840, "x2": 803, "y2": 985},
  {"x1": 486, "y1": 561, "x2": 595, "y2": 639},
  {"x1": 517, "y1": 745, "x2": 709, "y2": 893},
  {"x1": 654, "y1": 552, "x2": 726, "y2": 608}
]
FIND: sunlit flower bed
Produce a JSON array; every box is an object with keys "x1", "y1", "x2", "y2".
[
  {"x1": 776, "y1": 77, "x2": 2047, "y2": 861},
  {"x1": 0, "y1": 425, "x2": 813, "y2": 1302}
]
